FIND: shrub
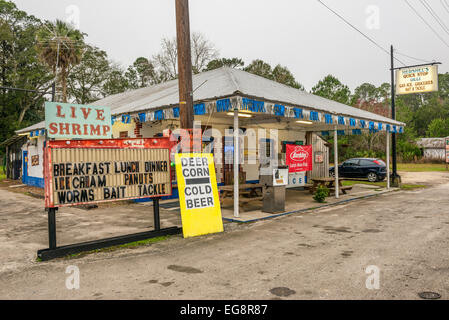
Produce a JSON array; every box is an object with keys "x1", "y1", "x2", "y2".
[
  {"x1": 313, "y1": 185, "x2": 329, "y2": 203},
  {"x1": 397, "y1": 140, "x2": 422, "y2": 162}
]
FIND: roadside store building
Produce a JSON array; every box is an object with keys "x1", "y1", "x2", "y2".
[
  {"x1": 416, "y1": 138, "x2": 446, "y2": 161},
  {"x1": 4, "y1": 67, "x2": 405, "y2": 202}
]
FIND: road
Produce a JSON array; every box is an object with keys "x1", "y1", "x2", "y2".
[{"x1": 1, "y1": 172, "x2": 449, "y2": 300}]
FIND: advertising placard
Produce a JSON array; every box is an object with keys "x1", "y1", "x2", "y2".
[
  {"x1": 286, "y1": 144, "x2": 313, "y2": 172},
  {"x1": 175, "y1": 153, "x2": 223, "y2": 238},
  {"x1": 44, "y1": 138, "x2": 172, "y2": 208},
  {"x1": 45, "y1": 102, "x2": 112, "y2": 139},
  {"x1": 287, "y1": 172, "x2": 306, "y2": 189},
  {"x1": 273, "y1": 168, "x2": 289, "y2": 186},
  {"x1": 396, "y1": 65, "x2": 439, "y2": 95}
]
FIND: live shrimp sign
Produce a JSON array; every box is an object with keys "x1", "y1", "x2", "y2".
[
  {"x1": 45, "y1": 102, "x2": 112, "y2": 139},
  {"x1": 286, "y1": 144, "x2": 313, "y2": 172}
]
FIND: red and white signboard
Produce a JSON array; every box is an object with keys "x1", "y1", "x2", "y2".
[
  {"x1": 44, "y1": 138, "x2": 173, "y2": 208},
  {"x1": 286, "y1": 144, "x2": 313, "y2": 173}
]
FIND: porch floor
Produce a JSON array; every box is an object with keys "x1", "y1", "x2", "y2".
[{"x1": 220, "y1": 184, "x2": 398, "y2": 223}]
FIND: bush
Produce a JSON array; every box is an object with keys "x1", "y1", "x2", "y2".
[
  {"x1": 313, "y1": 185, "x2": 329, "y2": 203},
  {"x1": 397, "y1": 140, "x2": 422, "y2": 162}
]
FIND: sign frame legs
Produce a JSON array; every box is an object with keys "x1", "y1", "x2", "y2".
[
  {"x1": 47, "y1": 207, "x2": 57, "y2": 249},
  {"x1": 38, "y1": 198, "x2": 181, "y2": 261}
]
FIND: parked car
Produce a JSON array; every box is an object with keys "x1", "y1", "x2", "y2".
[{"x1": 329, "y1": 158, "x2": 387, "y2": 182}]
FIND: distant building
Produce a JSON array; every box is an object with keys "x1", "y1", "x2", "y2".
[{"x1": 416, "y1": 138, "x2": 446, "y2": 161}]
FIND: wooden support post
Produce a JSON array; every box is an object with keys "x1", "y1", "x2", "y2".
[{"x1": 175, "y1": 0, "x2": 194, "y2": 130}]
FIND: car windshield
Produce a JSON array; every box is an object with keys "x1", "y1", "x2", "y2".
[{"x1": 375, "y1": 159, "x2": 386, "y2": 166}]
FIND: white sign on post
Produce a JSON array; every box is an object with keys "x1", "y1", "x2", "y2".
[{"x1": 396, "y1": 65, "x2": 439, "y2": 95}]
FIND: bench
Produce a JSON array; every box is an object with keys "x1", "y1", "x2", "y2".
[
  {"x1": 310, "y1": 178, "x2": 353, "y2": 195},
  {"x1": 218, "y1": 184, "x2": 263, "y2": 207},
  {"x1": 328, "y1": 185, "x2": 353, "y2": 195}
]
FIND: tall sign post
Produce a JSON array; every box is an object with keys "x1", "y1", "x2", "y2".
[
  {"x1": 446, "y1": 137, "x2": 449, "y2": 170},
  {"x1": 390, "y1": 45, "x2": 441, "y2": 187},
  {"x1": 390, "y1": 46, "x2": 399, "y2": 187},
  {"x1": 176, "y1": 0, "x2": 194, "y2": 130}
]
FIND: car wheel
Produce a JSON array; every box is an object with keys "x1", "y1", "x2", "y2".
[
  {"x1": 330, "y1": 171, "x2": 335, "y2": 178},
  {"x1": 367, "y1": 172, "x2": 378, "y2": 182}
]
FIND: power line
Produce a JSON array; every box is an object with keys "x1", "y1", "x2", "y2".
[
  {"x1": 419, "y1": 0, "x2": 449, "y2": 36},
  {"x1": 441, "y1": 0, "x2": 449, "y2": 16},
  {"x1": 394, "y1": 50, "x2": 434, "y2": 64},
  {"x1": 404, "y1": 0, "x2": 449, "y2": 48},
  {"x1": 315, "y1": 0, "x2": 406, "y2": 66}
]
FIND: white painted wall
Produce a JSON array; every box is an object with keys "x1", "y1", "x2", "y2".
[
  {"x1": 21, "y1": 136, "x2": 45, "y2": 179},
  {"x1": 423, "y1": 148, "x2": 445, "y2": 160}
]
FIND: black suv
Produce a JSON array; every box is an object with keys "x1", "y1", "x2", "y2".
[{"x1": 329, "y1": 158, "x2": 387, "y2": 182}]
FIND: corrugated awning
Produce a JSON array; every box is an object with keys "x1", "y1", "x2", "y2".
[{"x1": 14, "y1": 67, "x2": 405, "y2": 135}]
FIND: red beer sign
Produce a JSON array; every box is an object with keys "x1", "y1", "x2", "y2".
[{"x1": 286, "y1": 144, "x2": 313, "y2": 172}]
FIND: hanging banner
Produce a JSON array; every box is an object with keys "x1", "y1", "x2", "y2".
[
  {"x1": 286, "y1": 144, "x2": 313, "y2": 173},
  {"x1": 44, "y1": 138, "x2": 172, "y2": 208},
  {"x1": 45, "y1": 102, "x2": 112, "y2": 139},
  {"x1": 175, "y1": 153, "x2": 223, "y2": 238},
  {"x1": 396, "y1": 65, "x2": 439, "y2": 95}
]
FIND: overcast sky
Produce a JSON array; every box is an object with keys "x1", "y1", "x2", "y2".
[{"x1": 13, "y1": 0, "x2": 449, "y2": 91}]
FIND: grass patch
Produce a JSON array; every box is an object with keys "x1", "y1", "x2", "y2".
[
  {"x1": 0, "y1": 167, "x2": 5, "y2": 182},
  {"x1": 341, "y1": 180, "x2": 426, "y2": 190},
  {"x1": 400, "y1": 184, "x2": 427, "y2": 190},
  {"x1": 396, "y1": 163, "x2": 448, "y2": 172},
  {"x1": 61, "y1": 235, "x2": 172, "y2": 260},
  {"x1": 341, "y1": 180, "x2": 386, "y2": 188}
]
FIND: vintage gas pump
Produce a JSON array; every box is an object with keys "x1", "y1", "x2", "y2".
[{"x1": 260, "y1": 164, "x2": 289, "y2": 213}]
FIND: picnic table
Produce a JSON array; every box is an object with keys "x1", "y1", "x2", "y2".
[
  {"x1": 218, "y1": 183, "x2": 264, "y2": 206},
  {"x1": 309, "y1": 177, "x2": 352, "y2": 195}
]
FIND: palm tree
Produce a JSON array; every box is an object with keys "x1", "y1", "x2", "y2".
[{"x1": 36, "y1": 20, "x2": 85, "y2": 102}]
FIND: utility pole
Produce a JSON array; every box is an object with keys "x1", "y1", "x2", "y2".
[
  {"x1": 390, "y1": 45, "x2": 399, "y2": 186},
  {"x1": 175, "y1": 0, "x2": 194, "y2": 130}
]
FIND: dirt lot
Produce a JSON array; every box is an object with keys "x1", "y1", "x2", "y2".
[{"x1": 0, "y1": 171, "x2": 449, "y2": 299}]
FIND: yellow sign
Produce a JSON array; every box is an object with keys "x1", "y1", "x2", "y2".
[
  {"x1": 396, "y1": 65, "x2": 439, "y2": 95},
  {"x1": 175, "y1": 153, "x2": 223, "y2": 238}
]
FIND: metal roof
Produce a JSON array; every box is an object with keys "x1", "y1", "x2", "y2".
[
  {"x1": 416, "y1": 138, "x2": 445, "y2": 149},
  {"x1": 15, "y1": 67, "x2": 404, "y2": 134},
  {"x1": 0, "y1": 134, "x2": 27, "y2": 147}
]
